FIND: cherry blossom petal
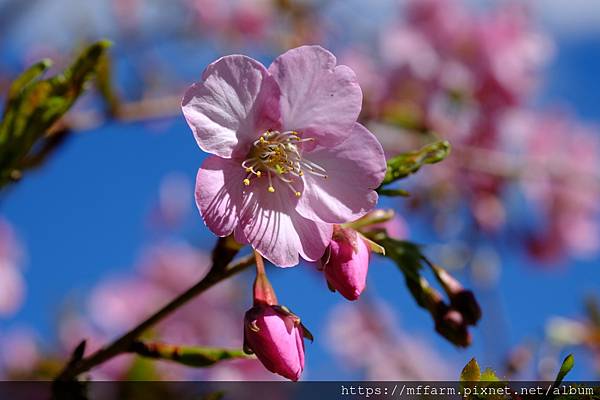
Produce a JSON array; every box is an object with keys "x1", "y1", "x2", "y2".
[
  {"x1": 296, "y1": 123, "x2": 386, "y2": 224},
  {"x1": 195, "y1": 156, "x2": 246, "y2": 236},
  {"x1": 294, "y1": 212, "x2": 334, "y2": 262},
  {"x1": 268, "y1": 45, "x2": 362, "y2": 146},
  {"x1": 182, "y1": 55, "x2": 280, "y2": 158},
  {"x1": 239, "y1": 179, "x2": 331, "y2": 267}
]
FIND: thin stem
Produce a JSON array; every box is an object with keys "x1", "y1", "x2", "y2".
[
  {"x1": 252, "y1": 250, "x2": 277, "y2": 306},
  {"x1": 420, "y1": 254, "x2": 463, "y2": 296},
  {"x1": 55, "y1": 250, "x2": 254, "y2": 381},
  {"x1": 254, "y1": 250, "x2": 266, "y2": 276}
]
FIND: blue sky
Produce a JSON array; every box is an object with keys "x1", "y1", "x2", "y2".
[{"x1": 1, "y1": 0, "x2": 600, "y2": 381}]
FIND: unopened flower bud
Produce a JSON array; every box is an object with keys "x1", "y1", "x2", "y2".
[
  {"x1": 450, "y1": 290, "x2": 481, "y2": 326},
  {"x1": 243, "y1": 305, "x2": 312, "y2": 381},
  {"x1": 321, "y1": 226, "x2": 371, "y2": 301},
  {"x1": 432, "y1": 264, "x2": 481, "y2": 325},
  {"x1": 408, "y1": 274, "x2": 474, "y2": 347},
  {"x1": 434, "y1": 306, "x2": 472, "y2": 348}
]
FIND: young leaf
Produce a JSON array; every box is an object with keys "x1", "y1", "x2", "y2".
[
  {"x1": 377, "y1": 188, "x2": 411, "y2": 197},
  {"x1": 95, "y1": 49, "x2": 120, "y2": 116},
  {"x1": 480, "y1": 367, "x2": 500, "y2": 382},
  {"x1": 461, "y1": 358, "x2": 481, "y2": 382},
  {"x1": 0, "y1": 40, "x2": 111, "y2": 189},
  {"x1": 380, "y1": 140, "x2": 451, "y2": 186},
  {"x1": 377, "y1": 236, "x2": 423, "y2": 280},
  {"x1": 554, "y1": 354, "x2": 574, "y2": 386},
  {"x1": 4, "y1": 59, "x2": 52, "y2": 106}
]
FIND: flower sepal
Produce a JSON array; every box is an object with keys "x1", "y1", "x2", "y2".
[{"x1": 271, "y1": 304, "x2": 314, "y2": 342}]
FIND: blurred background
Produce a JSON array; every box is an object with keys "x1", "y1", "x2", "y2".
[{"x1": 1, "y1": 0, "x2": 600, "y2": 381}]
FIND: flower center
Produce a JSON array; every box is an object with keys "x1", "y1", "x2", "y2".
[{"x1": 241, "y1": 130, "x2": 328, "y2": 196}]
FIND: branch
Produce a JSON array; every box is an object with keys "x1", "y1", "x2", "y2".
[
  {"x1": 54, "y1": 238, "x2": 254, "y2": 382},
  {"x1": 128, "y1": 341, "x2": 251, "y2": 367}
]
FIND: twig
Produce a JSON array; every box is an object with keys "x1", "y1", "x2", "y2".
[
  {"x1": 62, "y1": 94, "x2": 182, "y2": 132},
  {"x1": 55, "y1": 241, "x2": 254, "y2": 382}
]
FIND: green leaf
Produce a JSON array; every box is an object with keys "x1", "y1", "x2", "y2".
[
  {"x1": 125, "y1": 356, "x2": 161, "y2": 380},
  {"x1": 0, "y1": 40, "x2": 111, "y2": 189},
  {"x1": 5, "y1": 59, "x2": 52, "y2": 105},
  {"x1": 0, "y1": 60, "x2": 52, "y2": 150},
  {"x1": 377, "y1": 236, "x2": 423, "y2": 281},
  {"x1": 480, "y1": 368, "x2": 500, "y2": 382},
  {"x1": 131, "y1": 341, "x2": 252, "y2": 368},
  {"x1": 554, "y1": 354, "x2": 574, "y2": 386},
  {"x1": 380, "y1": 140, "x2": 451, "y2": 186},
  {"x1": 377, "y1": 188, "x2": 411, "y2": 197},
  {"x1": 95, "y1": 50, "x2": 120, "y2": 116},
  {"x1": 461, "y1": 358, "x2": 481, "y2": 382},
  {"x1": 163, "y1": 347, "x2": 250, "y2": 368}
]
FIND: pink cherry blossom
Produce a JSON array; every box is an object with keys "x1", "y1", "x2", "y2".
[{"x1": 183, "y1": 46, "x2": 386, "y2": 267}]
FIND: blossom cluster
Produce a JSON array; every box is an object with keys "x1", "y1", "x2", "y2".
[{"x1": 345, "y1": 0, "x2": 600, "y2": 262}]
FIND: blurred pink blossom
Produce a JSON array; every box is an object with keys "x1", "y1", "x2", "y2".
[
  {"x1": 501, "y1": 110, "x2": 600, "y2": 261},
  {"x1": 343, "y1": 0, "x2": 598, "y2": 262},
  {"x1": 188, "y1": 0, "x2": 275, "y2": 41},
  {"x1": 327, "y1": 299, "x2": 454, "y2": 380},
  {"x1": 0, "y1": 328, "x2": 40, "y2": 376},
  {"x1": 0, "y1": 218, "x2": 25, "y2": 317}
]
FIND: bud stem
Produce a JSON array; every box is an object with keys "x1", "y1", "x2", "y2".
[
  {"x1": 253, "y1": 251, "x2": 278, "y2": 306},
  {"x1": 420, "y1": 255, "x2": 463, "y2": 295}
]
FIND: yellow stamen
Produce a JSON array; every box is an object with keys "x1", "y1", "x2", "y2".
[{"x1": 241, "y1": 129, "x2": 328, "y2": 198}]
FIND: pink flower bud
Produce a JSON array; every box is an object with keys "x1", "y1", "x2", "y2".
[
  {"x1": 321, "y1": 226, "x2": 370, "y2": 301},
  {"x1": 243, "y1": 305, "x2": 311, "y2": 381}
]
